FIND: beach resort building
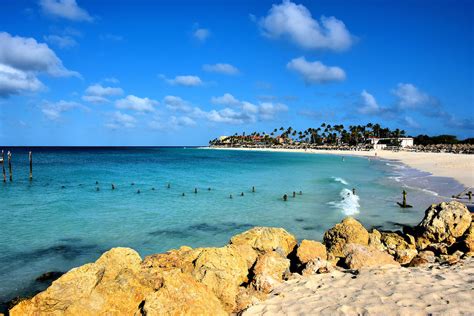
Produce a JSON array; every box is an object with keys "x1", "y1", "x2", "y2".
[{"x1": 369, "y1": 137, "x2": 414, "y2": 149}]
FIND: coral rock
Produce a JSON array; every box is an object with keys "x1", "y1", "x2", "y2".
[
  {"x1": 323, "y1": 217, "x2": 369, "y2": 258},
  {"x1": 380, "y1": 232, "x2": 417, "y2": 264},
  {"x1": 230, "y1": 227, "x2": 297, "y2": 256},
  {"x1": 296, "y1": 240, "x2": 327, "y2": 264},
  {"x1": 342, "y1": 243, "x2": 400, "y2": 270},
  {"x1": 252, "y1": 252, "x2": 290, "y2": 294}
]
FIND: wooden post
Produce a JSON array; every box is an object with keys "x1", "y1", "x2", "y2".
[
  {"x1": 29, "y1": 151, "x2": 33, "y2": 181},
  {"x1": 1, "y1": 150, "x2": 5, "y2": 183},
  {"x1": 468, "y1": 191, "x2": 472, "y2": 201},
  {"x1": 402, "y1": 190, "x2": 407, "y2": 207},
  {"x1": 8, "y1": 151, "x2": 12, "y2": 181}
]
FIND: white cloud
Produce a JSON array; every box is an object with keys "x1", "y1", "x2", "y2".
[
  {"x1": 193, "y1": 28, "x2": 210, "y2": 41},
  {"x1": 258, "y1": 102, "x2": 288, "y2": 120},
  {"x1": 149, "y1": 114, "x2": 196, "y2": 130},
  {"x1": 287, "y1": 57, "x2": 345, "y2": 84},
  {"x1": 393, "y1": 83, "x2": 432, "y2": 108},
  {"x1": 206, "y1": 108, "x2": 255, "y2": 124},
  {"x1": 39, "y1": 0, "x2": 93, "y2": 22},
  {"x1": 259, "y1": 0, "x2": 353, "y2": 51},
  {"x1": 0, "y1": 32, "x2": 79, "y2": 97},
  {"x1": 358, "y1": 90, "x2": 380, "y2": 114},
  {"x1": 211, "y1": 93, "x2": 241, "y2": 106},
  {"x1": 106, "y1": 111, "x2": 136, "y2": 129},
  {"x1": 164, "y1": 95, "x2": 192, "y2": 112},
  {"x1": 115, "y1": 95, "x2": 158, "y2": 112},
  {"x1": 43, "y1": 34, "x2": 77, "y2": 49},
  {"x1": 103, "y1": 77, "x2": 119, "y2": 83},
  {"x1": 203, "y1": 63, "x2": 239, "y2": 75},
  {"x1": 164, "y1": 75, "x2": 203, "y2": 87},
  {"x1": 0, "y1": 64, "x2": 43, "y2": 97},
  {"x1": 41, "y1": 100, "x2": 83, "y2": 120},
  {"x1": 82, "y1": 84, "x2": 123, "y2": 104},
  {"x1": 0, "y1": 32, "x2": 79, "y2": 77}
]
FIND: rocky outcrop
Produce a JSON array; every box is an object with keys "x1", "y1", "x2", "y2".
[
  {"x1": 408, "y1": 250, "x2": 436, "y2": 267},
  {"x1": 323, "y1": 217, "x2": 369, "y2": 258},
  {"x1": 380, "y1": 232, "x2": 418, "y2": 264},
  {"x1": 342, "y1": 243, "x2": 400, "y2": 270},
  {"x1": 302, "y1": 258, "x2": 334, "y2": 275},
  {"x1": 459, "y1": 222, "x2": 474, "y2": 254},
  {"x1": 251, "y1": 252, "x2": 290, "y2": 293},
  {"x1": 296, "y1": 240, "x2": 327, "y2": 264},
  {"x1": 415, "y1": 201, "x2": 471, "y2": 246},
  {"x1": 230, "y1": 227, "x2": 297, "y2": 256}
]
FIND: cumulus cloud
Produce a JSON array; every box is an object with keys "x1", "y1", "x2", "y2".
[
  {"x1": 115, "y1": 95, "x2": 158, "y2": 112},
  {"x1": 41, "y1": 100, "x2": 83, "y2": 120},
  {"x1": 258, "y1": 102, "x2": 288, "y2": 120},
  {"x1": 358, "y1": 90, "x2": 381, "y2": 114},
  {"x1": 287, "y1": 57, "x2": 345, "y2": 84},
  {"x1": 39, "y1": 0, "x2": 93, "y2": 22},
  {"x1": 82, "y1": 84, "x2": 123, "y2": 104},
  {"x1": 164, "y1": 95, "x2": 192, "y2": 112},
  {"x1": 106, "y1": 111, "x2": 136, "y2": 129},
  {"x1": 0, "y1": 32, "x2": 79, "y2": 77},
  {"x1": 43, "y1": 34, "x2": 78, "y2": 49},
  {"x1": 211, "y1": 93, "x2": 241, "y2": 106},
  {"x1": 202, "y1": 63, "x2": 239, "y2": 75},
  {"x1": 149, "y1": 114, "x2": 196, "y2": 130},
  {"x1": 206, "y1": 108, "x2": 255, "y2": 124},
  {"x1": 0, "y1": 32, "x2": 79, "y2": 97},
  {"x1": 163, "y1": 75, "x2": 203, "y2": 87},
  {"x1": 193, "y1": 28, "x2": 210, "y2": 42},
  {"x1": 259, "y1": 0, "x2": 353, "y2": 51},
  {"x1": 0, "y1": 64, "x2": 44, "y2": 97},
  {"x1": 393, "y1": 83, "x2": 433, "y2": 109}
]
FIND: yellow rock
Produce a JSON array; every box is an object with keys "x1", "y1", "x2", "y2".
[
  {"x1": 252, "y1": 252, "x2": 290, "y2": 294},
  {"x1": 230, "y1": 227, "x2": 297, "y2": 256},
  {"x1": 323, "y1": 217, "x2": 369, "y2": 258},
  {"x1": 342, "y1": 243, "x2": 400, "y2": 270},
  {"x1": 296, "y1": 240, "x2": 327, "y2": 264}
]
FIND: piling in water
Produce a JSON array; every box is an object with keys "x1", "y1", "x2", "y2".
[
  {"x1": 7, "y1": 151, "x2": 12, "y2": 182},
  {"x1": 468, "y1": 191, "x2": 472, "y2": 201},
  {"x1": 29, "y1": 151, "x2": 33, "y2": 181},
  {"x1": 1, "y1": 150, "x2": 5, "y2": 183}
]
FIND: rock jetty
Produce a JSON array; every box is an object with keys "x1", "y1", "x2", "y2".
[{"x1": 8, "y1": 201, "x2": 473, "y2": 315}]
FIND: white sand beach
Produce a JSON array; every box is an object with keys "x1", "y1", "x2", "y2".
[
  {"x1": 244, "y1": 258, "x2": 474, "y2": 316},
  {"x1": 208, "y1": 147, "x2": 474, "y2": 188}
]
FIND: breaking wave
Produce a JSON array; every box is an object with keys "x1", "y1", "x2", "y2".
[
  {"x1": 332, "y1": 177, "x2": 349, "y2": 185},
  {"x1": 328, "y1": 188, "x2": 360, "y2": 216}
]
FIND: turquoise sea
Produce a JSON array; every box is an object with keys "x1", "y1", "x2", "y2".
[{"x1": 0, "y1": 147, "x2": 464, "y2": 305}]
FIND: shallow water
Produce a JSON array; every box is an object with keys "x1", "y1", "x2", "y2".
[{"x1": 0, "y1": 147, "x2": 464, "y2": 302}]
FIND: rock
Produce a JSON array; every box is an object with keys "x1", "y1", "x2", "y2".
[
  {"x1": 235, "y1": 286, "x2": 267, "y2": 312},
  {"x1": 296, "y1": 240, "x2": 327, "y2": 264},
  {"x1": 141, "y1": 269, "x2": 226, "y2": 316},
  {"x1": 230, "y1": 227, "x2": 297, "y2": 256},
  {"x1": 190, "y1": 246, "x2": 249, "y2": 312},
  {"x1": 415, "y1": 201, "x2": 471, "y2": 245},
  {"x1": 252, "y1": 252, "x2": 290, "y2": 294},
  {"x1": 10, "y1": 248, "x2": 155, "y2": 316},
  {"x1": 342, "y1": 244, "x2": 400, "y2": 270},
  {"x1": 460, "y1": 222, "x2": 474, "y2": 253},
  {"x1": 302, "y1": 258, "x2": 334, "y2": 275},
  {"x1": 380, "y1": 232, "x2": 417, "y2": 264},
  {"x1": 142, "y1": 245, "x2": 201, "y2": 274},
  {"x1": 368, "y1": 229, "x2": 385, "y2": 252},
  {"x1": 408, "y1": 250, "x2": 436, "y2": 267},
  {"x1": 229, "y1": 243, "x2": 259, "y2": 270},
  {"x1": 425, "y1": 242, "x2": 450, "y2": 255},
  {"x1": 439, "y1": 254, "x2": 460, "y2": 265},
  {"x1": 323, "y1": 217, "x2": 369, "y2": 258}
]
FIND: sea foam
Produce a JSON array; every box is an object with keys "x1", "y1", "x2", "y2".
[
  {"x1": 332, "y1": 177, "x2": 349, "y2": 185},
  {"x1": 328, "y1": 188, "x2": 360, "y2": 216}
]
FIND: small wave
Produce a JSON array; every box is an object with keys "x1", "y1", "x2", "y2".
[
  {"x1": 421, "y1": 188, "x2": 439, "y2": 196},
  {"x1": 328, "y1": 188, "x2": 360, "y2": 216},
  {"x1": 332, "y1": 177, "x2": 349, "y2": 185}
]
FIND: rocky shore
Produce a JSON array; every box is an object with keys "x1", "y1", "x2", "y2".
[{"x1": 6, "y1": 201, "x2": 474, "y2": 315}]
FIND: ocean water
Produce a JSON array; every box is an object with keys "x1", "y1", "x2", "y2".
[{"x1": 0, "y1": 147, "x2": 464, "y2": 303}]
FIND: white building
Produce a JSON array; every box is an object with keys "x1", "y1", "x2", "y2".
[{"x1": 369, "y1": 137, "x2": 414, "y2": 149}]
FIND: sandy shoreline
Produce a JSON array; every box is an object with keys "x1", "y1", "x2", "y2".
[
  {"x1": 244, "y1": 258, "x2": 474, "y2": 315},
  {"x1": 206, "y1": 147, "x2": 474, "y2": 188}
]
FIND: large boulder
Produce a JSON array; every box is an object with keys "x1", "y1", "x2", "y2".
[
  {"x1": 342, "y1": 244, "x2": 400, "y2": 270},
  {"x1": 142, "y1": 246, "x2": 201, "y2": 274},
  {"x1": 251, "y1": 252, "x2": 290, "y2": 294},
  {"x1": 380, "y1": 232, "x2": 417, "y2": 264},
  {"x1": 415, "y1": 201, "x2": 471, "y2": 245},
  {"x1": 10, "y1": 248, "x2": 155, "y2": 315},
  {"x1": 230, "y1": 227, "x2": 297, "y2": 256},
  {"x1": 460, "y1": 222, "x2": 474, "y2": 254},
  {"x1": 368, "y1": 228, "x2": 386, "y2": 252},
  {"x1": 141, "y1": 269, "x2": 226, "y2": 316},
  {"x1": 296, "y1": 240, "x2": 327, "y2": 265},
  {"x1": 323, "y1": 217, "x2": 369, "y2": 257},
  {"x1": 190, "y1": 246, "x2": 249, "y2": 312}
]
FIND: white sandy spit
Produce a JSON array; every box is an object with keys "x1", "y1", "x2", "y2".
[
  {"x1": 207, "y1": 147, "x2": 474, "y2": 188},
  {"x1": 244, "y1": 258, "x2": 474, "y2": 316}
]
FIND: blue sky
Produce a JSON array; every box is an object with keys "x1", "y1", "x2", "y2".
[{"x1": 0, "y1": 0, "x2": 472, "y2": 145}]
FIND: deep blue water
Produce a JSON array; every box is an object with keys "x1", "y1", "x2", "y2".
[{"x1": 0, "y1": 147, "x2": 464, "y2": 303}]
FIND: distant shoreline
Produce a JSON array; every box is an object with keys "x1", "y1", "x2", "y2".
[{"x1": 205, "y1": 146, "x2": 474, "y2": 188}]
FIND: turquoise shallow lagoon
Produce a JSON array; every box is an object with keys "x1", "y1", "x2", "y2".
[{"x1": 0, "y1": 147, "x2": 464, "y2": 303}]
